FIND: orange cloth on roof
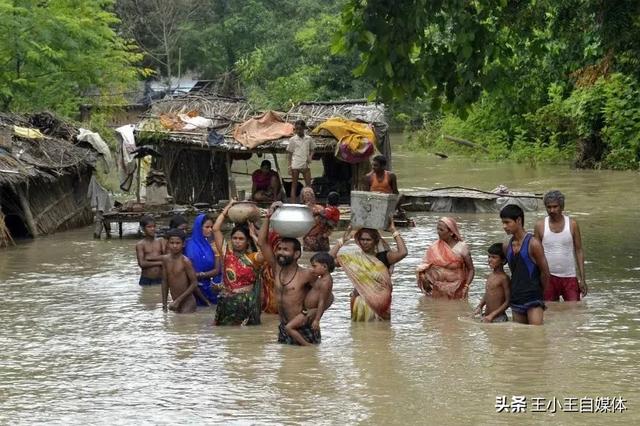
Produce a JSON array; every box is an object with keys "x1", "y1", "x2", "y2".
[{"x1": 233, "y1": 111, "x2": 294, "y2": 149}]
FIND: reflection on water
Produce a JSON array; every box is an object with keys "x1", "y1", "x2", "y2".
[{"x1": 1, "y1": 145, "x2": 639, "y2": 423}]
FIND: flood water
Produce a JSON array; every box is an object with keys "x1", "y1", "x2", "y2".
[{"x1": 1, "y1": 140, "x2": 639, "y2": 424}]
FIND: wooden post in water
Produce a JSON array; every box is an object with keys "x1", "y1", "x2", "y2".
[
  {"x1": 136, "y1": 157, "x2": 142, "y2": 203},
  {"x1": 16, "y1": 185, "x2": 38, "y2": 238},
  {"x1": 225, "y1": 154, "x2": 237, "y2": 200}
]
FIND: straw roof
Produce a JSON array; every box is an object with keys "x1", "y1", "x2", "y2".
[
  {"x1": 137, "y1": 96, "x2": 387, "y2": 153},
  {"x1": 0, "y1": 113, "x2": 96, "y2": 186}
]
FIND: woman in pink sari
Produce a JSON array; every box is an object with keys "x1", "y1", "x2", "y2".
[{"x1": 417, "y1": 217, "x2": 475, "y2": 299}]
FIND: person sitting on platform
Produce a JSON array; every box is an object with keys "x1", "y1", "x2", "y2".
[{"x1": 251, "y1": 159, "x2": 282, "y2": 202}]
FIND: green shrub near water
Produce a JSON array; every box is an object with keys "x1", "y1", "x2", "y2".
[{"x1": 408, "y1": 74, "x2": 640, "y2": 170}]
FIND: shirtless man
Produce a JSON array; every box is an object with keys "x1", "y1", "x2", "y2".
[
  {"x1": 257, "y1": 206, "x2": 321, "y2": 345},
  {"x1": 161, "y1": 229, "x2": 204, "y2": 314},
  {"x1": 135, "y1": 215, "x2": 165, "y2": 286},
  {"x1": 473, "y1": 243, "x2": 511, "y2": 322},
  {"x1": 284, "y1": 252, "x2": 335, "y2": 346},
  {"x1": 534, "y1": 190, "x2": 587, "y2": 301}
]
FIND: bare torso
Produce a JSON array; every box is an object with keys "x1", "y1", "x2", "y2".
[
  {"x1": 484, "y1": 271, "x2": 508, "y2": 315},
  {"x1": 164, "y1": 254, "x2": 196, "y2": 313},
  {"x1": 304, "y1": 275, "x2": 334, "y2": 311},
  {"x1": 138, "y1": 238, "x2": 165, "y2": 279},
  {"x1": 275, "y1": 264, "x2": 314, "y2": 321}
]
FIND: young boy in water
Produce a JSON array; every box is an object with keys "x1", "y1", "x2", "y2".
[
  {"x1": 161, "y1": 229, "x2": 204, "y2": 313},
  {"x1": 284, "y1": 252, "x2": 335, "y2": 346},
  {"x1": 500, "y1": 205, "x2": 550, "y2": 325},
  {"x1": 135, "y1": 215, "x2": 165, "y2": 285},
  {"x1": 473, "y1": 243, "x2": 511, "y2": 322}
]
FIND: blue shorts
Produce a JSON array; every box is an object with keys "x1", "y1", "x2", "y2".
[
  {"x1": 139, "y1": 276, "x2": 162, "y2": 286},
  {"x1": 510, "y1": 300, "x2": 546, "y2": 315}
]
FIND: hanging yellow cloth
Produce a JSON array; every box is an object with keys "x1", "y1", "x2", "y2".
[{"x1": 312, "y1": 117, "x2": 377, "y2": 163}]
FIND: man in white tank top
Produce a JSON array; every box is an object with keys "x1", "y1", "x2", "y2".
[{"x1": 534, "y1": 190, "x2": 587, "y2": 301}]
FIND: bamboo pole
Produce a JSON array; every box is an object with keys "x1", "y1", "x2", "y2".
[{"x1": 16, "y1": 185, "x2": 38, "y2": 237}]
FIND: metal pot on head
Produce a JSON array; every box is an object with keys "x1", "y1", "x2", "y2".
[{"x1": 270, "y1": 204, "x2": 315, "y2": 238}]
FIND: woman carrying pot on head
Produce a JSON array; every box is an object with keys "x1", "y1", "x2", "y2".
[
  {"x1": 184, "y1": 214, "x2": 222, "y2": 305},
  {"x1": 212, "y1": 201, "x2": 264, "y2": 326},
  {"x1": 416, "y1": 217, "x2": 475, "y2": 299},
  {"x1": 329, "y1": 218, "x2": 408, "y2": 321}
]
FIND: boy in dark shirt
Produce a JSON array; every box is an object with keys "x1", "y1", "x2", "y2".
[{"x1": 500, "y1": 205, "x2": 550, "y2": 325}]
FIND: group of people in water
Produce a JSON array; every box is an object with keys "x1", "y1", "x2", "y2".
[{"x1": 136, "y1": 180, "x2": 586, "y2": 344}]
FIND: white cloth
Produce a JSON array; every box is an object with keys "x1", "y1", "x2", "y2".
[
  {"x1": 542, "y1": 215, "x2": 576, "y2": 277},
  {"x1": 77, "y1": 128, "x2": 112, "y2": 168},
  {"x1": 87, "y1": 175, "x2": 112, "y2": 212},
  {"x1": 286, "y1": 135, "x2": 315, "y2": 170},
  {"x1": 178, "y1": 114, "x2": 213, "y2": 130},
  {"x1": 115, "y1": 125, "x2": 138, "y2": 192}
]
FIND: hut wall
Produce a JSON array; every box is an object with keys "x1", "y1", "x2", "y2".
[
  {"x1": 159, "y1": 145, "x2": 228, "y2": 204},
  {"x1": 27, "y1": 168, "x2": 94, "y2": 234}
]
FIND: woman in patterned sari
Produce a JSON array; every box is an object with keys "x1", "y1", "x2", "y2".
[
  {"x1": 416, "y1": 217, "x2": 475, "y2": 299},
  {"x1": 330, "y1": 220, "x2": 407, "y2": 321},
  {"x1": 212, "y1": 201, "x2": 264, "y2": 326}
]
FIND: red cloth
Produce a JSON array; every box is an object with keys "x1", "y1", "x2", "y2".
[
  {"x1": 233, "y1": 111, "x2": 294, "y2": 149},
  {"x1": 252, "y1": 170, "x2": 278, "y2": 191},
  {"x1": 324, "y1": 206, "x2": 340, "y2": 224},
  {"x1": 544, "y1": 275, "x2": 581, "y2": 301}
]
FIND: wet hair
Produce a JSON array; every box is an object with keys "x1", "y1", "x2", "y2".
[
  {"x1": 311, "y1": 251, "x2": 335, "y2": 273},
  {"x1": 487, "y1": 242, "x2": 505, "y2": 259},
  {"x1": 280, "y1": 237, "x2": 301, "y2": 253},
  {"x1": 327, "y1": 191, "x2": 340, "y2": 206},
  {"x1": 500, "y1": 204, "x2": 525, "y2": 226},
  {"x1": 260, "y1": 159, "x2": 271, "y2": 169},
  {"x1": 372, "y1": 154, "x2": 387, "y2": 167},
  {"x1": 169, "y1": 215, "x2": 187, "y2": 229},
  {"x1": 165, "y1": 228, "x2": 186, "y2": 241},
  {"x1": 543, "y1": 190, "x2": 565, "y2": 208},
  {"x1": 294, "y1": 119, "x2": 306, "y2": 128},
  {"x1": 139, "y1": 215, "x2": 155, "y2": 228},
  {"x1": 230, "y1": 225, "x2": 256, "y2": 251}
]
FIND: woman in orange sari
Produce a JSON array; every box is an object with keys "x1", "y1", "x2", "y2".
[
  {"x1": 330, "y1": 221, "x2": 407, "y2": 321},
  {"x1": 416, "y1": 217, "x2": 475, "y2": 299}
]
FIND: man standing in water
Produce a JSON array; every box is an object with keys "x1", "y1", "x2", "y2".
[
  {"x1": 257, "y1": 206, "x2": 320, "y2": 345},
  {"x1": 534, "y1": 190, "x2": 588, "y2": 301}
]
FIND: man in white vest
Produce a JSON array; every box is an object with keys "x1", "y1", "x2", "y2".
[{"x1": 534, "y1": 190, "x2": 587, "y2": 301}]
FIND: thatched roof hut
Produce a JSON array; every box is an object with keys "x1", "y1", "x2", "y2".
[
  {"x1": 0, "y1": 113, "x2": 96, "y2": 246},
  {"x1": 135, "y1": 96, "x2": 390, "y2": 205}
]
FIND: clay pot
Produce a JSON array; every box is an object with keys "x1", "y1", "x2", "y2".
[
  {"x1": 227, "y1": 201, "x2": 260, "y2": 224},
  {"x1": 270, "y1": 204, "x2": 315, "y2": 238}
]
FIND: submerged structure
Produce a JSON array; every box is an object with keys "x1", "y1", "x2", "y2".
[
  {"x1": 135, "y1": 96, "x2": 390, "y2": 205},
  {"x1": 0, "y1": 113, "x2": 96, "y2": 246}
]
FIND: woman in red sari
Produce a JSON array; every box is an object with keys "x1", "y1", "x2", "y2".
[
  {"x1": 416, "y1": 217, "x2": 475, "y2": 299},
  {"x1": 330, "y1": 221, "x2": 407, "y2": 321},
  {"x1": 212, "y1": 201, "x2": 264, "y2": 325}
]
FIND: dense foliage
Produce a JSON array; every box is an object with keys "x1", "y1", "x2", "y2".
[
  {"x1": 340, "y1": 0, "x2": 640, "y2": 169},
  {"x1": 0, "y1": 0, "x2": 141, "y2": 115}
]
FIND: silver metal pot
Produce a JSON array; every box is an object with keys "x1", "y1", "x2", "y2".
[{"x1": 270, "y1": 204, "x2": 315, "y2": 238}]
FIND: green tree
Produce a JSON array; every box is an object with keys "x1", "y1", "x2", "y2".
[{"x1": 0, "y1": 0, "x2": 141, "y2": 115}]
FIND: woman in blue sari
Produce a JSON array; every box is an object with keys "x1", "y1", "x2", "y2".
[{"x1": 185, "y1": 214, "x2": 222, "y2": 305}]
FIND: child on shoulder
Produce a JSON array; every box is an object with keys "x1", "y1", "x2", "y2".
[
  {"x1": 162, "y1": 229, "x2": 208, "y2": 314},
  {"x1": 473, "y1": 243, "x2": 511, "y2": 322},
  {"x1": 284, "y1": 252, "x2": 335, "y2": 346},
  {"x1": 135, "y1": 215, "x2": 165, "y2": 286}
]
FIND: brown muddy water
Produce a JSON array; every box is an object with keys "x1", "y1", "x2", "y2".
[{"x1": 1, "y1": 142, "x2": 639, "y2": 424}]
